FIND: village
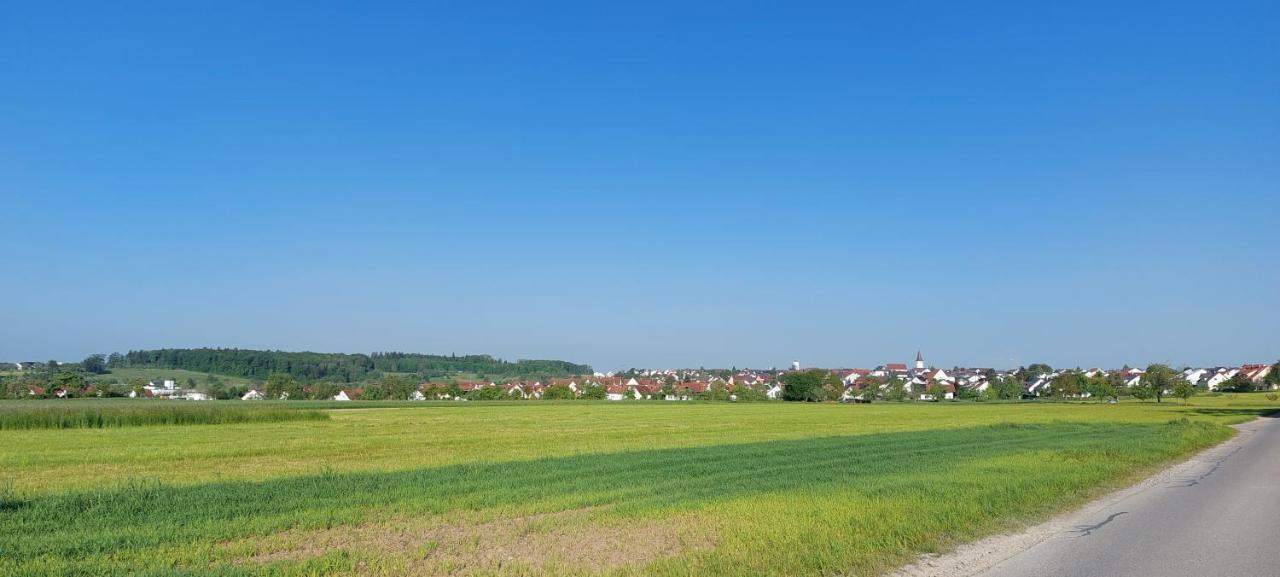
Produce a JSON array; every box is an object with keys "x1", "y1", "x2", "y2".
[{"x1": 40, "y1": 352, "x2": 1270, "y2": 402}]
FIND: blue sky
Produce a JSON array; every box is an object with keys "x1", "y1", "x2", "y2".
[{"x1": 2, "y1": 1, "x2": 1276, "y2": 371}]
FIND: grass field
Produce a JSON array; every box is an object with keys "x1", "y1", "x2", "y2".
[
  {"x1": 1, "y1": 395, "x2": 1276, "y2": 576},
  {"x1": 0, "y1": 402, "x2": 329, "y2": 430},
  {"x1": 88, "y1": 367, "x2": 258, "y2": 387}
]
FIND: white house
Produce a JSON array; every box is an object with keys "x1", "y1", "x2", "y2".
[
  {"x1": 333, "y1": 389, "x2": 355, "y2": 401},
  {"x1": 241, "y1": 389, "x2": 266, "y2": 400},
  {"x1": 1183, "y1": 368, "x2": 1210, "y2": 386}
]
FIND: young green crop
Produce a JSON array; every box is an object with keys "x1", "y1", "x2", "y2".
[
  {"x1": 0, "y1": 402, "x2": 328, "y2": 430},
  {"x1": 0, "y1": 395, "x2": 1275, "y2": 576}
]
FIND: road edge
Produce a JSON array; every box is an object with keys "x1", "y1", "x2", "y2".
[{"x1": 883, "y1": 415, "x2": 1276, "y2": 577}]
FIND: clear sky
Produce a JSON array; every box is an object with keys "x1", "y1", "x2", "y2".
[{"x1": 2, "y1": 1, "x2": 1276, "y2": 371}]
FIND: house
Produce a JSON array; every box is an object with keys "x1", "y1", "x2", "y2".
[
  {"x1": 917, "y1": 386, "x2": 955, "y2": 401},
  {"x1": 605, "y1": 382, "x2": 628, "y2": 401},
  {"x1": 1200, "y1": 369, "x2": 1231, "y2": 390},
  {"x1": 409, "y1": 389, "x2": 426, "y2": 401},
  {"x1": 765, "y1": 382, "x2": 783, "y2": 399},
  {"x1": 1183, "y1": 368, "x2": 1210, "y2": 386},
  {"x1": 550, "y1": 378, "x2": 580, "y2": 394},
  {"x1": 333, "y1": 388, "x2": 359, "y2": 401},
  {"x1": 241, "y1": 389, "x2": 266, "y2": 400},
  {"x1": 871, "y1": 363, "x2": 911, "y2": 379},
  {"x1": 1240, "y1": 364, "x2": 1273, "y2": 385},
  {"x1": 621, "y1": 378, "x2": 660, "y2": 400},
  {"x1": 841, "y1": 369, "x2": 871, "y2": 387},
  {"x1": 1026, "y1": 374, "x2": 1053, "y2": 395},
  {"x1": 504, "y1": 382, "x2": 527, "y2": 398}
]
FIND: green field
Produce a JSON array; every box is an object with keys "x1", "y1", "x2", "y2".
[
  {"x1": 88, "y1": 367, "x2": 258, "y2": 387},
  {"x1": 2, "y1": 396, "x2": 1276, "y2": 576},
  {"x1": 0, "y1": 401, "x2": 329, "y2": 430}
]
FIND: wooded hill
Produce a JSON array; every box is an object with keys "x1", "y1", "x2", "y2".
[{"x1": 108, "y1": 348, "x2": 592, "y2": 383}]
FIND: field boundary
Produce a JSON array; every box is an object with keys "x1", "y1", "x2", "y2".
[{"x1": 885, "y1": 415, "x2": 1276, "y2": 577}]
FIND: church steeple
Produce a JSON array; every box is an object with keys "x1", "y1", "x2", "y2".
[{"x1": 915, "y1": 350, "x2": 925, "y2": 370}]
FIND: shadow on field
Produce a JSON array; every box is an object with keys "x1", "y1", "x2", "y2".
[
  {"x1": 1186, "y1": 408, "x2": 1280, "y2": 419},
  {"x1": 2, "y1": 420, "x2": 1214, "y2": 562}
]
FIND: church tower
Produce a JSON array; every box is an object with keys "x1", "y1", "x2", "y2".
[{"x1": 915, "y1": 350, "x2": 925, "y2": 370}]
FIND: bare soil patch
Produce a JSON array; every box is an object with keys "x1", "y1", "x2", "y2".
[{"x1": 238, "y1": 507, "x2": 715, "y2": 575}]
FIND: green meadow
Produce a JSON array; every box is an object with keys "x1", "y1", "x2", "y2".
[
  {"x1": 88, "y1": 367, "x2": 258, "y2": 388},
  {"x1": 1, "y1": 396, "x2": 1276, "y2": 576}
]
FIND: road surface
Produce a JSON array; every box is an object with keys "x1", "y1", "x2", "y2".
[{"x1": 974, "y1": 414, "x2": 1280, "y2": 577}]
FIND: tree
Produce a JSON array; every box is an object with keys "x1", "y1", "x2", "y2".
[
  {"x1": 468, "y1": 385, "x2": 507, "y2": 400},
  {"x1": 781, "y1": 369, "x2": 826, "y2": 402},
  {"x1": 81, "y1": 354, "x2": 107, "y2": 374},
  {"x1": 49, "y1": 371, "x2": 86, "y2": 397},
  {"x1": 1266, "y1": 362, "x2": 1280, "y2": 389},
  {"x1": 735, "y1": 385, "x2": 767, "y2": 402},
  {"x1": 381, "y1": 375, "x2": 416, "y2": 400},
  {"x1": 955, "y1": 383, "x2": 981, "y2": 400},
  {"x1": 1048, "y1": 372, "x2": 1085, "y2": 399},
  {"x1": 701, "y1": 381, "x2": 730, "y2": 402},
  {"x1": 312, "y1": 381, "x2": 341, "y2": 401},
  {"x1": 822, "y1": 373, "x2": 844, "y2": 401},
  {"x1": 579, "y1": 382, "x2": 607, "y2": 400},
  {"x1": 1084, "y1": 374, "x2": 1117, "y2": 401},
  {"x1": 542, "y1": 384, "x2": 574, "y2": 400},
  {"x1": 1025, "y1": 363, "x2": 1053, "y2": 378},
  {"x1": 1220, "y1": 373, "x2": 1257, "y2": 393},
  {"x1": 859, "y1": 376, "x2": 885, "y2": 401},
  {"x1": 885, "y1": 378, "x2": 909, "y2": 402},
  {"x1": 988, "y1": 375, "x2": 1022, "y2": 401},
  {"x1": 200, "y1": 380, "x2": 229, "y2": 400},
  {"x1": 1130, "y1": 383, "x2": 1154, "y2": 401},
  {"x1": 925, "y1": 382, "x2": 947, "y2": 401},
  {"x1": 264, "y1": 373, "x2": 295, "y2": 400},
  {"x1": 1139, "y1": 364, "x2": 1182, "y2": 403},
  {"x1": 129, "y1": 377, "x2": 147, "y2": 398},
  {"x1": 1172, "y1": 379, "x2": 1197, "y2": 404}
]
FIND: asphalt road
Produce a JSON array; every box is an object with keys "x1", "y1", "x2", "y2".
[{"x1": 975, "y1": 415, "x2": 1280, "y2": 577}]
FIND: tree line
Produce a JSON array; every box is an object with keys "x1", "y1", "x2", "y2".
[{"x1": 106, "y1": 348, "x2": 592, "y2": 382}]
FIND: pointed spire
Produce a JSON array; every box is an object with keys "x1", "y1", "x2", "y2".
[{"x1": 916, "y1": 350, "x2": 923, "y2": 362}]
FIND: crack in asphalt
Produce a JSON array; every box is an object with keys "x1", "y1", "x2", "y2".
[
  {"x1": 1170, "y1": 445, "x2": 1242, "y2": 487},
  {"x1": 1070, "y1": 511, "x2": 1128, "y2": 537}
]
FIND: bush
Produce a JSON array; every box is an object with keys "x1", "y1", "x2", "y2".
[
  {"x1": 467, "y1": 386, "x2": 508, "y2": 401},
  {"x1": 780, "y1": 370, "x2": 826, "y2": 402},
  {"x1": 541, "y1": 384, "x2": 575, "y2": 400}
]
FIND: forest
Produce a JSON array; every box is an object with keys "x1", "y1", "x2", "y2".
[{"x1": 107, "y1": 348, "x2": 592, "y2": 382}]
